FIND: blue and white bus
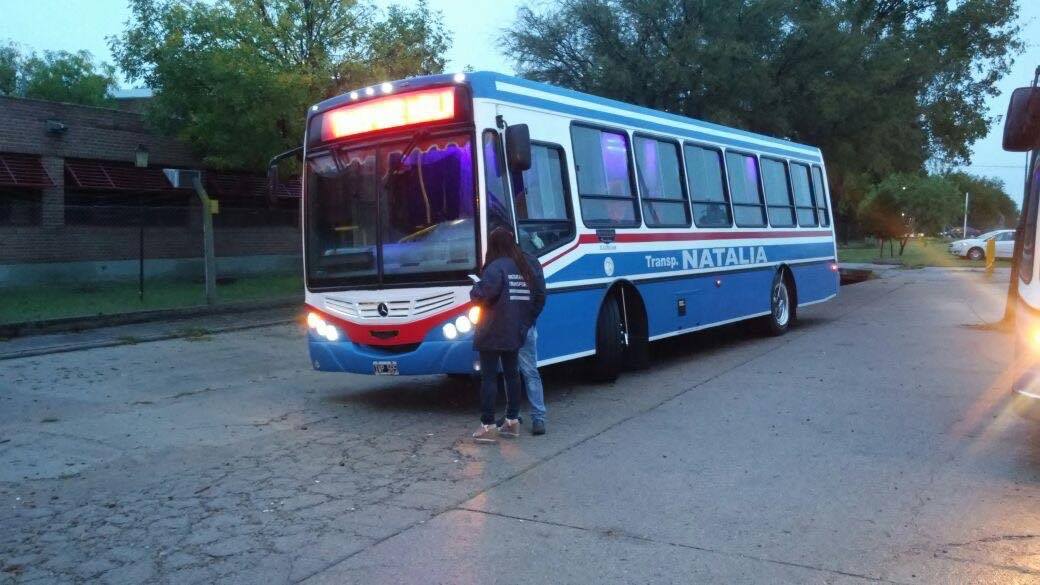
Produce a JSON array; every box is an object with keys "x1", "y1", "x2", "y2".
[{"x1": 301, "y1": 71, "x2": 838, "y2": 380}]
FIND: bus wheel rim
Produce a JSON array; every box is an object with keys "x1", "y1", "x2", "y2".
[{"x1": 772, "y1": 282, "x2": 789, "y2": 326}]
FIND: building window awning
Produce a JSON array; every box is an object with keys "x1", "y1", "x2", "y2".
[
  {"x1": 0, "y1": 153, "x2": 54, "y2": 188},
  {"x1": 65, "y1": 158, "x2": 174, "y2": 192}
]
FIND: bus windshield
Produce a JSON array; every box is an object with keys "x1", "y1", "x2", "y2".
[{"x1": 305, "y1": 133, "x2": 476, "y2": 288}]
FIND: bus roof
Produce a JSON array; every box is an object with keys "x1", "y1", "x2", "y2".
[{"x1": 313, "y1": 71, "x2": 823, "y2": 162}]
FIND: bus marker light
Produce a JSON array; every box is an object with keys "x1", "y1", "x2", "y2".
[
  {"x1": 442, "y1": 323, "x2": 458, "y2": 340},
  {"x1": 365, "y1": 86, "x2": 375, "y2": 96},
  {"x1": 468, "y1": 306, "x2": 481, "y2": 324},
  {"x1": 321, "y1": 87, "x2": 457, "y2": 141},
  {"x1": 453, "y1": 72, "x2": 466, "y2": 83},
  {"x1": 381, "y1": 82, "x2": 393, "y2": 94},
  {"x1": 349, "y1": 91, "x2": 358, "y2": 100}
]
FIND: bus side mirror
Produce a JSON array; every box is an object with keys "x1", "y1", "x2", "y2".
[
  {"x1": 1003, "y1": 87, "x2": 1040, "y2": 152},
  {"x1": 505, "y1": 124, "x2": 532, "y2": 172}
]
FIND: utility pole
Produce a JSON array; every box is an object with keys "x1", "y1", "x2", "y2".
[
  {"x1": 164, "y1": 169, "x2": 217, "y2": 305},
  {"x1": 963, "y1": 191, "x2": 970, "y2": 238},
  {"x1": 192, "y1": 174, "x2": 217, "y2": 305}
]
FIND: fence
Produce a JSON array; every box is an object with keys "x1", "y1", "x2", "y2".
[{"x1": 1, "y1": 198, "x2": 302, "y2": 324}]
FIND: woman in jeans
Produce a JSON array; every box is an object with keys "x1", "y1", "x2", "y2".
[{"x1": 469, "y1": 227, "x2": 537, "y2": 442}]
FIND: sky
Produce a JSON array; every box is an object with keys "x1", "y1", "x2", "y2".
[{"x1": 0, "y1": 0, "x2": 1036, "y2": 203}]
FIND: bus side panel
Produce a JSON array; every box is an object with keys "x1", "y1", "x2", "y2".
[
  {"x1": 639, "y1": 268, "x2": 775, "y2": 338},
  {"x1": 791, "y1": 262, "x2": 839, "y2": 305},
  {"x1": 538, "y1": 287, "x2": 603, "y2": 362}
]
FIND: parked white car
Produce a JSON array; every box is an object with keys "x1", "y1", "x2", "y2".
[{"x1": 948, "y1": 229, "x2": 1015, "y2": 260}]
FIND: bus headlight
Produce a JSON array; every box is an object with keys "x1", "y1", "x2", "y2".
[
  {"x1": 468, "y1": 306, "x2": 481, "y2": 324},
  {"x1": 442, "y1": 323, "x2": 458, "y2": 340},
  {"x1": 307, "y1": 312, "x2": 322, "y2": 329},
  {"x1": 455, "y1": 315, "x2": 472, "y2": 334},
  {"x1": 307, "y1": 311, "x2": 341, "y2": 342}
]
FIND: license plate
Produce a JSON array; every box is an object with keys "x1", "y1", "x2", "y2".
[{"x1": 373, "y1": 361, "x2": 399, "y2": 376}]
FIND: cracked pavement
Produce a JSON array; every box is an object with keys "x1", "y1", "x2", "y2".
[{"x1": 3, "y1": 268, "x2": 1040, "y2": 583}]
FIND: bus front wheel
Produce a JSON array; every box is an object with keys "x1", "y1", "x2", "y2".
[{"x1": 590, "y1": 295, "x2": 625, "y2": 382}]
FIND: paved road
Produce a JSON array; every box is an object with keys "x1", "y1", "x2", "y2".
[{"x1": 2, "y1": 268, "x2": 1038, "y2": 584}]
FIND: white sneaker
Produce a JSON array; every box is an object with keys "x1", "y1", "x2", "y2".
[
  {"x1": 472, "y1": 424, "x2": 497, "y2": 443},
  {"x1": 498, "y1": 418, "x2": 520, "y2": 438}
]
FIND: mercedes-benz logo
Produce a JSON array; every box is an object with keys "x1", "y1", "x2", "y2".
[{"x1": 377, "y1": 302, "x2": 389, "y2": 317}]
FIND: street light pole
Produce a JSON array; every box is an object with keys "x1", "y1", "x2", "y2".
[{"x1": 963, "y1": 191, "x2": 970, "y2": 238}]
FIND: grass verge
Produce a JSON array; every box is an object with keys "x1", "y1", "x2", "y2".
[
  {"x1": 839, "y1": 238, "x2": 1011, "y2": 268},
  {"x1": 0, "y1": 274, "x2": 301, "y2": 324}
]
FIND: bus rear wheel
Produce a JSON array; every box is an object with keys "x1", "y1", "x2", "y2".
[
  {"x1": 763, "y1": 271, "x2": 794, "y2": 336},
  {"x1": 590, "y1": 295, "x2": 625, "y2": 382}
]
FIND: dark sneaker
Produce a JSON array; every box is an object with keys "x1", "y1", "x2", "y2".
[
  {"x1": 531, "y1": 419, "x2": 546, "y2": 436},
  {"x1": 499, "y1": 418, "x2": 520, "y2": 438},
  {"x1": 472, "y1": 424, "x2": 497, "y2": 443}
]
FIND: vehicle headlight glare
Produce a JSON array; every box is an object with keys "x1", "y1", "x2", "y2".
[
  {"x1": 324, "y1": 326, "x2": 340, "y2": 342},
  {"x1": 307, "y1": 312, "x2": 322, "y2": 329},
  {"x1": 468, "y1": 306, "x2": 481, "y2": 324},
  {"x1": 455, "y1": 315, "x2": 472, "y2": 333},
  {"x1": 442, "y1": 323, "x2": 458, "y2": 340}
]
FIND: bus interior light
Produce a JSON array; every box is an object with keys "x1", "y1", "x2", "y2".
[{"x1": 320, "y1": 87, "x2": 457, "y2": 141}]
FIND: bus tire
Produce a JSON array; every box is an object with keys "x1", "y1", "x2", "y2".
[
  {"x1": 591, "y1": 295, "x2": 625, "y2": 382},
  {"x1": 622, "y1": 289, "x2": 650, "y2": 371},
  {"x1": 763, "y1": 270, "x2": 794, "y2": 336},
  {"x1": 967, "y1": 247, "x2": 985, "y2": 261}
]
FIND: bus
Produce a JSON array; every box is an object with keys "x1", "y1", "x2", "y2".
[
  {"x1": 1003, "y1": 78, "x2": 1040, "y2": 416},
  {"x1": 299, "y1": 71, "x2": 839, "y2": 381}
]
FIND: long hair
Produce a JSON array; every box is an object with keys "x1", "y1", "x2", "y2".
[{"x1": 484, "y1": 227, "x2": 535, "y2": 289}]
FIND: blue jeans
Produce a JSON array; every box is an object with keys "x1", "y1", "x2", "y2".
[
  {"x1": 519, "y1": 327, "x2": 546, "y2": 423},
  {"x1": 479, "y1": 350, "x2": 520, "y2": 425}
]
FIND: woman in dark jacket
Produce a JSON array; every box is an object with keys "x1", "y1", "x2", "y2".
[{"x1": 469, "y1": 227, "x2": 538, "y2": 442}]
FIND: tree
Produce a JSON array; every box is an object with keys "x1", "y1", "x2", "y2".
[
  {"x1": 502, "y1": 0, "x2": 1022, "y2": 236},
  {"x1": 109, "y1": 0, "x2": 451, "y2": 170},
  {"x1": 21, "y1": 50, "x2": 118, "y2": 106},
  {"x1": 0, "y1": 43, "x2": 17, "y2": 96},
  {"x1": 859, "y1": 173, "x2": 961, "y2": 255},
  {"x1": 945, "y1": 171, "x2": 1019, "y2": 230},
  {"x1": 0, "y1": 42, "x2": 117, "y2": 106}
]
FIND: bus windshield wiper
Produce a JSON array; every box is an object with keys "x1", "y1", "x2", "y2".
[{"x1": 384, "y1": 130, "x2": 429, "y2": 182}]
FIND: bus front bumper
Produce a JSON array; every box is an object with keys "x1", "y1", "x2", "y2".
[{"x1": 308, "y1": 337, "x2": 477, "y2": 376}]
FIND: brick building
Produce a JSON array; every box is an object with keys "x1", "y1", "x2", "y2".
[{"x1": 0, "y1": 95, "x2": 301, "y2": 287}]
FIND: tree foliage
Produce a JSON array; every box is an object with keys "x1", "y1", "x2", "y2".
[
  {"x1": 502, "y1": 0, "x2": 1022, "y2": 231},
  {"x1": 109, "y1": 0, "x2": 451, "y2": 170},
  {"x1": 0, "y1": 42, "x2": 117, "y2": 106},
  {"x1": 946, "y1": 171, "x2": 1019, "y2": 230}
]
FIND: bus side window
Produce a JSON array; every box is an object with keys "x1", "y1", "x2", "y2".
[
  {"x1": 684, "y1": 144, "x2": 732, "y2": 228},
  {"x1": 790, "y1": 163, "x2": 818, "y2": 227},
  {"x1": 482, "y1": 129, "x2": 515, "y2": 234},
  {"x1": 762, "y1": 157, "x2": 796, "y2": 228},
  {"x1": 634, "y1": 135, "x2": 690, "y2": 228},
  {"x1": 810, "y1": 166, "x2": 830, "y2": 227},
  {"x1": 725, "y1": 152, "x2": 767, "y2": 227},
  {"x1": 571, "y1": 124, "x2": 640, "y2": 227},
  {"x1": 511, "y1": 143, "x2": 576, "y2": 256}
]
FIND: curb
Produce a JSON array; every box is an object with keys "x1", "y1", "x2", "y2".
[
  {"x1": 0, "y1": 296, "x2": 302, "y2": 339},
  {"x1": 0, "y1": 317, "x2": 297, "y2": 361}
]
